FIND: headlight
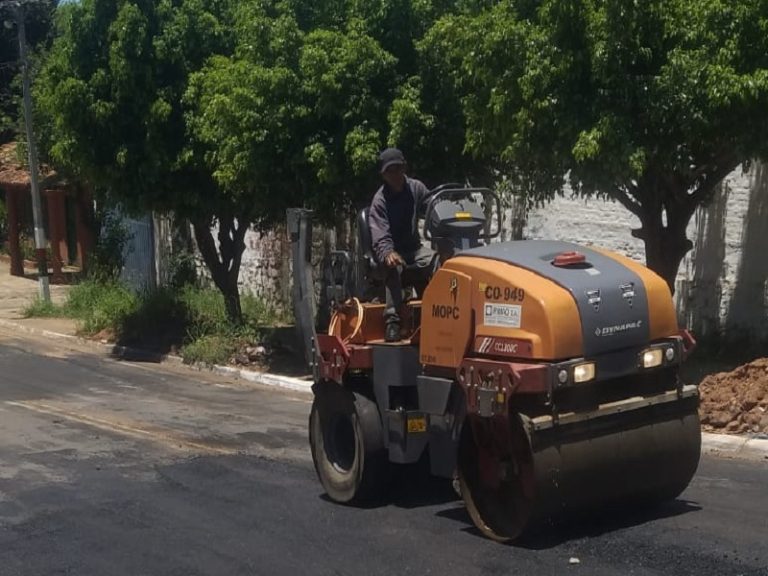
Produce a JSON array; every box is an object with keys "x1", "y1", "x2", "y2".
[
  {"x1": 641, "y1": 348, "x2": 664, "y2": 368},
  {"x1": 573, "y1": 362, "x2": 596, "y2": 383}
]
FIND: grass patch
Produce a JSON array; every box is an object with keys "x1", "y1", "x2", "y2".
[
  {"x1": 180, "y1": 334, "x2": 242, "y2": 366},
  {"x1": 24, "y1": 296, "x2": 64, "y2": 318},
  {"x1": 176, "y1": 287, "x2": 280, "y2": 365},
  {"x1": 65, "y1": 280, "x2": 139, "y2": 335},
  {"x1": 25, "y1": 278, "x2": 286, "y2": 366}
]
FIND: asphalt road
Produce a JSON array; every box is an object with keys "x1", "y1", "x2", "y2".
[{"x1": 0, "y1": 327, "x2": 766, "y2": 576}]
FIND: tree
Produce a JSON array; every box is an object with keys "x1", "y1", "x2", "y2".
[
  {"x1": 34, "y1": 0, "x2": 484, "y2": 323},
  {"x1": 35, "y1": 0, "x2": 253, "y2": 320},
  {"x1": 422, "y1": 0, "x2": 768, "y2": 290},
  {"x1": 0, "y1": 0, "x2": 56, "y2": 142},
  {"x1": 190, "y1": 0, "x2": 488, "y2": 231}
]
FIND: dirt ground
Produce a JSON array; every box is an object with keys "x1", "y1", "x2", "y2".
[{"x1": 699, "y1": 358, "x2": 768, "y2": 435}]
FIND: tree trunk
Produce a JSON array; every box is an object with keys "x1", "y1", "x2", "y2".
[
  {"x1": 221, "y1": 280, "x2": 242, "y2": 325},
  {"x1": 632, "y1": 195, "x2": 694, "y2": 295},
  {"x1": 640, "y1": 227, "x2": 692, "y2": 295},
  {"x1": 192, "y1": 214, "x2": 248, "y2": 325}
]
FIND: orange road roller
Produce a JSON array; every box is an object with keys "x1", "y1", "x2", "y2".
[{"x1": 288, "y1": 186, "x2": 700, "y2": 541}]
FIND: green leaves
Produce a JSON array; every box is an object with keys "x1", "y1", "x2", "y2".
[
  {"x1": 185, "y1": 56, "x2": 306, "y2": 223},
  {"x1": 426, "y1": 0, "x2": 768, "y2": 204},
  {"x1": 35, "y1": 0, "x2": 484, "y2": 228}
]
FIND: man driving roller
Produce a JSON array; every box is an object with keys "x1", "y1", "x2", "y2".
[{"x1": 368, "y1": 148, "x2": 436, "y2": 342}]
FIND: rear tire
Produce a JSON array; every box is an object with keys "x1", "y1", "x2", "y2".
[{"x1": 309, "y1": 383, "x2": 389, "y2": 504}]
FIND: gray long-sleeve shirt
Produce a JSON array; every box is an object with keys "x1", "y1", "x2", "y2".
[{"x1": 369, "y1": 177, "x2": 431, "y2": 263}]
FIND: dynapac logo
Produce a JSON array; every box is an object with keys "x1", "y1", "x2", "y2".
[{"x1": 594, "y1": 320, "x2": 643, "y2": 337}]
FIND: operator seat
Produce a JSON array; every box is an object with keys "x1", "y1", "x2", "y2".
[
  {"x1": 356, "y1": 207, "x2": 384, "y2": 301},
  {"x1": 358, "y1": 207, "x2": 377, "y2": 276}
]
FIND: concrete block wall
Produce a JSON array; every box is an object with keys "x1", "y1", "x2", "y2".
[{"x1": 524, "y1": 163, "x2": 768, "y2": 342}]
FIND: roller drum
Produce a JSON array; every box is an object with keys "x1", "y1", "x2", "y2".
[
  {"x1": 459, "y1": 394, "x2": 701, "y2": 541},
  {"x1": 530, "y1": 395, "x2": 701, "y2": 523}
]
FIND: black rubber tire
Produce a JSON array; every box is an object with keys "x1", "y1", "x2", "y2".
[{"x1": 309, "y1": 383, "x2": 389, "y2": 504}]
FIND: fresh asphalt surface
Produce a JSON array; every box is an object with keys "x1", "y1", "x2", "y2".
[{"x1": 0, "y1": 327, "x2": 766, "y2": 576}]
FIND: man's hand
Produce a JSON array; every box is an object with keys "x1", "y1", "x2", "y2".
[{"x1": 385, "y1": 251, "x2": 405, "y2": 268}]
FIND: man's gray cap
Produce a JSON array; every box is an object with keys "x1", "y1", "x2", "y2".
[{"x1": 378, "y1": 148, "x2": 406, "y2": 173}]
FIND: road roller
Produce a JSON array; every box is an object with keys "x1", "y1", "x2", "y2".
[{"x1": 288, "y1": 185, "x2": 701, "y2": 541}]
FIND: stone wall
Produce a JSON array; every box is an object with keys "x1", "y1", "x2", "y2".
[
  {"x1": 192, "y1": 220, "x2": 341, "y2": 316},
  {"x1": 237, "y1": 225, "x2": 293, "y2": 311}
]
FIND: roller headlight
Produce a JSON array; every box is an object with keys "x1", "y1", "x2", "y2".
[
  {"x1": 641, "y1": 348, "x2": 664, "y2": 368},
  {"x1": 573, "y1": 362, "x2": 596, "y2": 383}
]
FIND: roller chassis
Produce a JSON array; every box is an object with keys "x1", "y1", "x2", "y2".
[{"x1": 288, "y1": 188, "x2": 701, "y2": 542}]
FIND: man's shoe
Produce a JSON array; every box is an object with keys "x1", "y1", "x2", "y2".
[{"x1": 385, "y1": 322, "x2": 401, "y2": 342}]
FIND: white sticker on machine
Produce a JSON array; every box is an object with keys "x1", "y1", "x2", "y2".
[{"x1": 483, "y1": 303, "x2": 522, "y2": 328}]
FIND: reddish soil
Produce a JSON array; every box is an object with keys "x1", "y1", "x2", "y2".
[{"x1": 699, "y1": 358, "x2": 768, "y2": 435}]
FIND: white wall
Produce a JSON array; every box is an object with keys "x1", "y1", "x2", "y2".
[{"x1": 524, "y1": 163, "x2": 768, "y2": 341}]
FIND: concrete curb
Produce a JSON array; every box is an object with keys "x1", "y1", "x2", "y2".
[
  {"x1": 208, "y1": 365, "x2": 313, "y2": 393},
  {"x1": 0, "y1": 317, "x2": 312, "y2": 393},
  {"x1": 701, "y1": 432, "x2": 768, "y2": 460},
  {"x1": 2, "y1": 316, "x2": 766, "y2": 456}
]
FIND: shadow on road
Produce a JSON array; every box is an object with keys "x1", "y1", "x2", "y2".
[
  {"x1": 436, "y1": 498, "x2": 702, "y2": 548},
  {"x1": 317, "y1": 462, "x2": 460, "y2": 510}
]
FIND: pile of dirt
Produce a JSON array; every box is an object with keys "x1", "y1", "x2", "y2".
[{"x1": 699, "y1": 358, "x2": 768, "y2": 434}]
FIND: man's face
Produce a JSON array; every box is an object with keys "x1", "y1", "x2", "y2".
[{"x1": 382, "y1": 164, "x2": 406, "y2": 191}]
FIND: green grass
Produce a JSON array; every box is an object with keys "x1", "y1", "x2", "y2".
[
  {"x1": 23, "y1": 296, "x2": 64, "y2": 318},
  {"x1": 25, "y1": 278, "x2": 284, "y2": 366},
  {"x1": 180, "y1": 334, "x2": 242, "y2": 366},
  {"x1": 64, "y1": 280, "x2": 139, "y2": 335}
]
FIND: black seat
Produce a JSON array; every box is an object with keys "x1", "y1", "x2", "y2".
[
  {"x1": 358, "y1": 207, "x2": 377, "y2": 273},
  {"x1": 354, "y1": 207, "x2": 382, "y2": 300}
]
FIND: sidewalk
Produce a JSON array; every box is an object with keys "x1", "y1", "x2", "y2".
[
  {"x1": 0, "y1": 264, "x2": 77, "y2": 332},
  {"x1": 0, "y1": 264, "x2": 764, "y2": 459}
]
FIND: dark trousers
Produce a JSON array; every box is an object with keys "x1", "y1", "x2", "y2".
[{"x1": 383, "y1": 246, "x2": 436, "y2": 324}]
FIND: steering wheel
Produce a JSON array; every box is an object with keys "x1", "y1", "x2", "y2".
[{"x1": 423, "y1": 184, "x2": 502, "y2": 242}]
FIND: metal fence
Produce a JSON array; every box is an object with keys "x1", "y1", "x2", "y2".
[{"x1": 119, "y1": 213, "x2": 156, "y2": 292}]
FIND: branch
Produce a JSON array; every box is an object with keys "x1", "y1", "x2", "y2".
[
  {"x1": 688, "y1": 152, "x2": 740, "y2": 207},
  {"x1": 192, "y1": 219, "x2": 226, "y2": 290},
  {"x1": 228, "y1": 218, "x2": 248, "y2": 282},
  {"x1": 611, "y1": 186, "x2": 642, "y2": 217}
]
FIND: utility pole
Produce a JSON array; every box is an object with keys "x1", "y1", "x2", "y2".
[{"x1": 2, "y1": 0, "x2": 49, "y2": 301}]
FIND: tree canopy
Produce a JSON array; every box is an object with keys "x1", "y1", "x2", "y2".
[
  {"x1": 422, "y1": 0, "x2": 768, "y2": 289},
  {"x1": 0, "y1": 0, "x2": 57, "y2": 142},
  {"x1": 34, "y1": 0, "x2": 481, "y2": 321},
  {"x1": 35, "y1": 0, "x2": 767, "y2": 317}
]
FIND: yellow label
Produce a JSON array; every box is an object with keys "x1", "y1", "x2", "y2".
[
  {"x1": 454, "y1": 211, "x2": 472, "y2": 219},
  {"x1": 407, "y1": 417, "x2": 427, "y2": 433}
]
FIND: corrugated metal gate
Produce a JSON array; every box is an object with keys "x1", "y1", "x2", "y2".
[{"x1": 120, "y1": 213, "x2": 156, "y2": 291}]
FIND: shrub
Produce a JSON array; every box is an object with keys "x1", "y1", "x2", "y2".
[
  {"x1": 180, "y1": 334, "x2": 239, "y2": 366},
  {"x1": 25, "y1": 277, "x2": 282, "y2": 366},
  {"x1": 89, "y1": 210, "x2": 131, "y2": 282},
  {"x1": 63, "y1": 279, "x2": 138, "y2": 335}
]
